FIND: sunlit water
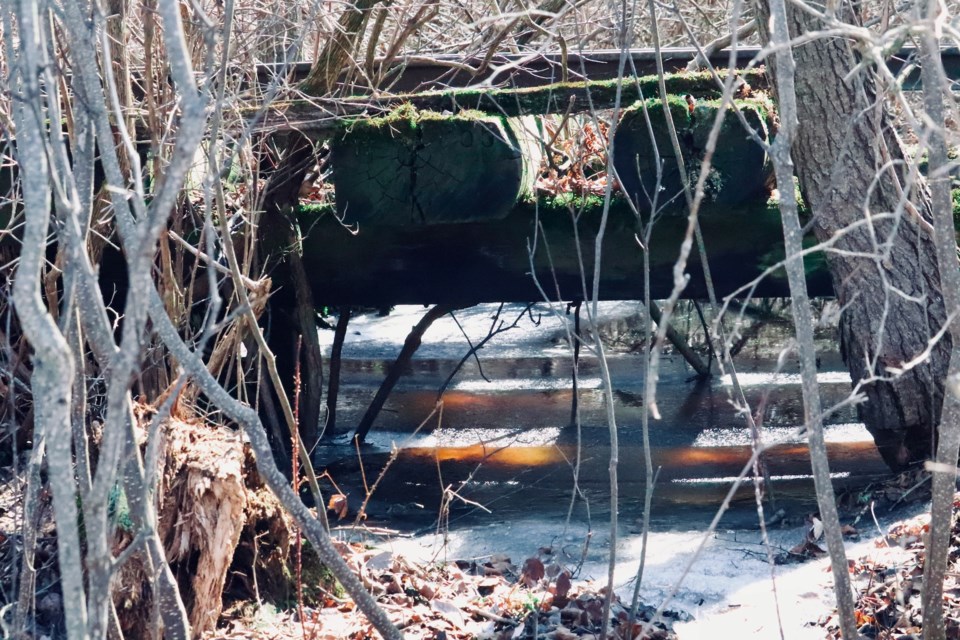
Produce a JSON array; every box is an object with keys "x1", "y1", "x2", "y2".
[
  {"x1": 313, "y1": 304, "x2": 888, "y2": 533},
  {"x1": 308, "y1": 304, "x2": 907, "y2": 636}
]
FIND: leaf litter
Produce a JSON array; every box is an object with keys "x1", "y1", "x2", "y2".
[
  {"x1": 818, "y1": 493, "x2": 960, "y2": 639},
  {"x1": 209, "y1": 540, "x2": 684, "y2": 639},
  {"x1": 208, "y1": 465, "x2": 944, "y2": 639}
]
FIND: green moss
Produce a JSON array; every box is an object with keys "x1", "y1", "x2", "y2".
[
  {"x1": 418, "y1": 68, "x2": 766, "y2": 115},
  {"x1": 337, "y1": 102, "x2": 496, "y2": 134},
  {"x1": 299, "y1": 542, "x2": 345, "y2": 602},
  {"x1": 632, "y1": 94, "x2": 692, "y2": 126},
  {"x1": 258, "y1": 69, "x2": 771, "y2": 125},
  {"x1": 298, "y1": 201, "x2": 336, "y2": 218},
  {"x1": 536, "y1": 192, "x2": 612, "y2": 212},
  {"x1": 109, "y1": 484, "x2": 134, "y2": 533}
]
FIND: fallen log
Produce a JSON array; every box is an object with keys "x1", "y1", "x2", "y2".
[{"x1": 280, "y1": 97, "x2": 795, "y2": 306}]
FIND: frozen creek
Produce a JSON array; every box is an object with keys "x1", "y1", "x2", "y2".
[{"x1": 313, "y1": 303, "x2": 921, "y2": 637}]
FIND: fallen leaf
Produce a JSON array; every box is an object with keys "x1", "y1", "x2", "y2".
[
  {"x1": 411, "y1": 578, "x2": 434, "y2": 600},
  {"x1": 367, "y1": 551, "x2": 393, "y2": 572},
  {"x1": 522, "y1": 557, "x2": 546, "y2": 586},
  {"x1": 327, "y1": 494, "x2": 349, "y2": 520},
  {"x1": 555, "y1": 572, "x2": 572, "y2": 600},
  {"x1": 810, "y1": 517, "x2": 824, "y2": 541},
  {"x1": 478, "y1": 577, "x2": 501, "y2": 596},
  {"x1": 789, "y1": 540, "x2": 826, "y2": 557},
  {"x1": 841, "y1": 524, "x2": 859, "y2": 538},
  {"x1": 432, "y1": 599, "x2": 467, "y2": 629}
]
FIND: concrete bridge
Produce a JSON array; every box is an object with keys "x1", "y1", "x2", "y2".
[{"x1": 255, "y1": 46, "x2": 958, "y2": 307}]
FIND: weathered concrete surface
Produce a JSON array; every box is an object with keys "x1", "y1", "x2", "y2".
[
  {"x1": 294, "y1": 199, "x2": 832, "y2": 306},
  {"x1": 331, "y1": 109, "x2": 541, "y2": 225},
  {"x1": 613, "y1": 98, "x2": 772, "y2": 211},
  {"x1": 298, "y1": 101, "x2": 795, "y2": 306}
]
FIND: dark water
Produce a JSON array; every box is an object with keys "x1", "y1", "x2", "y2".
[{"x1": 313, "y1": 351, "x2": 888, "y2": 532}]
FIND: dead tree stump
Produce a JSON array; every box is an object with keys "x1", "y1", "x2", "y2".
[{"x1": 156, "y1": 420, "x2": 248, "y2": 637}]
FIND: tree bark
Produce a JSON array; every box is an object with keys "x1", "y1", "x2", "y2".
[
  {"x1": 258, "y1": 0, "x2": 381, "y2": 449},
  {"x1": 755, "y1": 0, "x2": 949, "y2": 470},
  {"x1": 324, "y1": 306, "x2": 351, "y2": 436},
  {"x1": 918, "y1": 15, "x2": 960, "y2": 637},
  {"x1": 288, "y1": 244, "x2": 324, "y2": 446}
]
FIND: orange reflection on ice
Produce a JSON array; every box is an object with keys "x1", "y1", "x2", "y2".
[{"x1": 404, "y1": 444, "x2": 566, "y2": 467}]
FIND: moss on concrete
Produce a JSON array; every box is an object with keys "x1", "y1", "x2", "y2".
[
  {"x1": 331, "y1": 105, "x2": 541, "y2": 225},
  {"x1": 614, "y1": 96, "x2": 773, "y2": 212}
]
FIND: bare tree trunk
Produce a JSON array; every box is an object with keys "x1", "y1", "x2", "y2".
[
  {"x1": 354, "y1": 304, "x2": 455, "y2": 442},
  {"x1": 288, "y1": 244, "x2": 324, "y2": 446},
  {"x1": 325, "y1": 306, "x2": 351, "y2": 436},
  {"x1": 755, "y1": 0, "x2": 949, "y2": 470},
  {"x1": 259, "y1": 0, "x2": 381, "y2": 450},
  {"x1": 8, "y1": 4, "x2": 88, "y2": 637},
  {"x1": 760, "y1": 0, "x2": 858, "y2": 634},
  {"x1": 918, "y1": 12, "x2": 960, "y2": 637}
]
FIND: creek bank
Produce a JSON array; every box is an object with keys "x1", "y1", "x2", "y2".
[{"x1": 356, "y1": 474, "x2": 933, "y2": 640}]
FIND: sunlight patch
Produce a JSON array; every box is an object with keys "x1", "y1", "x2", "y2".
[
  {"x1": 691, "y1": 422, "x2": 871, "y2": 447},
  {"x1": 719, "y1": 371, "x2": 852, "y2": 387},
  {"x1": 670, "y1": 471, "x2": 851, "y2": 484},
  {"x1": 451, "y1": 377, "x2": 604, "y2": 392},
  {"x1": 401, "y1": 426, "x2": 563, "y2": 448}
]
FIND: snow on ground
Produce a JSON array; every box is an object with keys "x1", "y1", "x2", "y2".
[
  {"x1": 318, "y1": 302, "x2": 641, "y2": 359},
  {"x1": 366, "y1": 504, "x2": 924, "y2": 639},
  {"x1": 324, "y1": 302, "x2": 910, "y2": 636}
]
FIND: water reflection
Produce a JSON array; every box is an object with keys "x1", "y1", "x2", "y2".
[{"x1": 318, "y1": 354, "x2": 882, "y2": 531}]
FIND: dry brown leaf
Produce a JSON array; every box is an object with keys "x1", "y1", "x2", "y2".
[
  {"x1": 327, "y1": 493, "x2": 349, "y2": 520},
  {"x1": 522, "y1": 557, "x2": 546, "y2": 587},
  {"x1": 418, "y1": 580, "x2": 437, "y2": 600},
  {"x1": 789, "y1": 539, "x2": 826, "y2": 558},
  {"x1": 431, "y1": 599, "x2": 467, "y2": 628},
  {"x1": 555, "y1": 571, "x2": 572, "y2": 600}
]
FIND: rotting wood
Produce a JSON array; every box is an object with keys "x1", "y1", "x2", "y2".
[
  {"x1": 112, "y1": 412, "x2": 325, "y2": 639},
  {"x1": 156, "y1": 420, "x2": 247, "y2": 638}
]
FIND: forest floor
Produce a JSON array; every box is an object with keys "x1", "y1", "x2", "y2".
[{"x1": 206, "y1": 468, "x2": 945, "y2": 640}]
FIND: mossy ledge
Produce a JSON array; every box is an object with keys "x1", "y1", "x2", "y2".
[{"x1": 256, "y1": 68, "x2": 768, "y2": 135}]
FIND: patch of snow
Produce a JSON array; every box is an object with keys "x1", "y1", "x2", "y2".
[
  {"x1": 319, "y1": 302, "x2": 642, "y2": 359},
  {"x1": 670, "y1": 471, "x2": 851, "y2": 484},
  {"x1": 450, "y1": 376, "x2": 604, "y2": 392},
  {"x1": 691, "y1": 422, "x2": 871, "y2": 447},
  {"x1": 720, "y1": 371, "x2": 853, "y2": 387},
  {"x1": 370, "y1": 504, "x2": 924, "y2": 640}
]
